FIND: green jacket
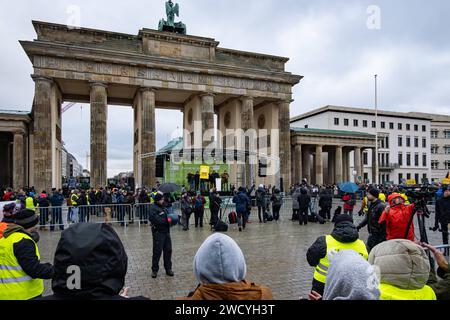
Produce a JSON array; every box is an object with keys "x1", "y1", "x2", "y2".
[{"x1": 428, "y1": 267, "x2": 450, "y2": 300}]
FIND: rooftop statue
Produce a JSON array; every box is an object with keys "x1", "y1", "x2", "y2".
[{"x1": 158, "y1": 0, "x2": 187, "y2": 35}]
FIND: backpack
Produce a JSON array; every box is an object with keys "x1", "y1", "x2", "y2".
[
  {"x1": 194, "y1": 197, "x2": 203, "y2": 209},
  {"x1": 228, "y1": 212, "x2": 237, "y2": 224},
  {"x1": 214, "y1": 219, "x2": 229, "y2": 232}
]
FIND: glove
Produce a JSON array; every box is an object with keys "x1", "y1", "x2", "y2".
[
  {"x1": 167, "y1": 217, "x2": 172, "y2": 225},
  {"x1": 358, "y1": 210, "x2": 364, "y2": 217}
]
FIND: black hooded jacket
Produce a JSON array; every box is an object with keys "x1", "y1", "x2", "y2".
[
  {"x1": 306, "y1": 222, "x2": 360, "y2": 267},
  {"x1": 42, "y1": 223, "x2": 135, "y2": 300},
  {"x1": 357, "y1": 198, "x2": 386, "y2": 235}
]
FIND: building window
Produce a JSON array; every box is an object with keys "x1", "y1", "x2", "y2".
[
  {"x1": 399, "y1": 173, "x2": 403, "y2": 183},
  {"x1": 446, "y1": 161, "x2": 450, "y2": 170},
  {"x1": 372, "y1": 121, "x2": 376, "y2": 128},
  {"x1": 414, "y1": 124, "x2": 419, "y2": 131},
  {"x1": 445, "y1": 131, "x2": 450, "y2": 139},
  {"x1": 344, "y1": 119, "x2": 349, "y2": 126},
  {"x1": 398, "y1": 153, "x2": 403, "y2": 166},
  {"x1": 415, "y1": 153, "x2": 419, "y2": 167},
  {"x1": 406, "y1": 124, "x2": 411, "y2": 131},
  {"x1": 431, "y1": 146, "x2": 438, "y2": 154},
  {"x1": 363, "y1": 152, "x2": 368, "y2": 165},
  {"x1": 353, "y1": 119, "x2": 359, "y2": 127},
  {"x1": 414, "y1": 137, "x2": 419, "y2": 148},
  {"x1": 334, "y1": 118, "x2": 339, "y2": 126},
  {"x1": 406, "y1": 137, "x2": 411, "y2": 147},
  {"x1": 389, "y1": 122, "x2": 394, "y2": 130},
  {"x1": 422, "y1": 138, "x2": 426, "y2": 148},
  {"x1": 381, "y1": 122, "x2": 386, "y2": 129},
  {"x1": 398, "y1": 123, "x2": 403, "y2": 130},
  {"x1": 407, "y1": 173, "x2": 411, "y2": 180},
  {"x1": 398, "y1": 136, "x2": 403, "y2": 147},
  {"x1": 423, "y1": 174, "x2": 428, "y2": 183},
  {"x1": 415, "y1": 174, "x2": 420, "y2": 183},
  {"x1": 431, "y1": 161, "x2": 439, "y2": 170},
  {"x1": 431, "y1": 130, "x2": 438, "y2": 139},
  {"x1": 406, "y1": 153, "x2": 411, "y2": 166},
  {"x1": 423, "y1": 154, "x2": 427, "y2": 167},
  {"x1": 422, "y1": 125, "x2": 426, "y2": 132},
  {"x1": 363, "y1": 120, "x2": 368, "y2": 128},
  {"x1": 445, "y1": 146, "x2": 450, "y2": 154},
  {"x1": 304, "y1": 125, "x2": 309, "y2": 129}
]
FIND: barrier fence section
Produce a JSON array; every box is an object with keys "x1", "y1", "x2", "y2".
[{"x1": 36, "y1": 203, "x2": 133, "y2": 229}]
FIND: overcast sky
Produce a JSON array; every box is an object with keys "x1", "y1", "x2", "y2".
[{"x1": 1, "y1": 0, "x2": 449, "y2": 177}]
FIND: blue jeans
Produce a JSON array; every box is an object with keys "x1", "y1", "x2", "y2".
[{"x1": 51, "y1": 207, "x2": 64, "y2": 231}]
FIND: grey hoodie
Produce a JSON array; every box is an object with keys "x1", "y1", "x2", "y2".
[
  {"x1": 324, "y1": 250, "x2": 380, "y2": 300},
  {"x1": 194, "y1": 233, "x2": 247, "y2": 285}
]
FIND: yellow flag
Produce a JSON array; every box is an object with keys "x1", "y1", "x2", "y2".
[{"x1": 200, "y1": 165, "x2": 210, "y2": 180}]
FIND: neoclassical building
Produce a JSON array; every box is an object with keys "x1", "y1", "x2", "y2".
[{"x1": 16, "y1": 20, "x2": 301, "y2": 193}]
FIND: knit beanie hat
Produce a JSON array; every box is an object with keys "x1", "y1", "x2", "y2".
[
  {"x1": 368, "y1": 188, "x2": 380, "y2": 199},
  {"x1": 13, "y1": 209, "x2": 39, "y2": 229}
]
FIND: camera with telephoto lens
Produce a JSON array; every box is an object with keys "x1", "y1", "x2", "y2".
[{"x1": 402, "y1": 184, "x2": 439, "y2": 204}]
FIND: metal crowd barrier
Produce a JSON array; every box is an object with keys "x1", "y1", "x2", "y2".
[{"x1": 36, "y1": 203, "x2": 134, "y2": 229}]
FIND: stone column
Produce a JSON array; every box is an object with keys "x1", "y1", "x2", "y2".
[
  {"x1": 315, "y1": 145, "x2": 323, "y2": 186},
  {"x1": 354, "y1": 147, "x2": 361, "y2": 183},
  {"x1": 294, "y1": 144, "x2": 302, "y2": 184},
  {"x1": 90, "y1": 82, "x2": 108, "y2": 188},
  {"x1": 13, "y1": 131, "x2": 25, "y2": 189},
  {"x1": 371, "y1": 148, "x2": 377, "y2": 184},
  {"x1": 278, "y1": 100, "x2": 292, "y2": 192},
  {"x1": 141, "y1": 88, "x2": 157, "y2": 188},
  {"x1": 241, "y1": 96, "x2": 255, "y2": 187},
  {"x1": 335, "y1": 146, "x2": 343, "y2": 184},
  {"x1": 343, "y1": 149, "x2": 349, "y2": 182},
  {"x1": 327, "y1": 148, "x2": 335, "y2": 185},
  {"x1": 31, "y1": 76, "x2": 53, "y2": 193},
  {"x1": 302, "y1": 147, "x2": 311, "y2": 184},
  {"x1": 200, "y1": 93, "x2": 215, "y2": 149}
]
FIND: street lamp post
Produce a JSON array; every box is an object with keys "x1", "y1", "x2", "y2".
[{"x1": 375, "y1": 74, "x2": 379, "y2": 186}]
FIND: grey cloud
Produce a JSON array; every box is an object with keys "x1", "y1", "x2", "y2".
[{"x1": 1, "y1": 0, "x2": 449, "y2": 177}]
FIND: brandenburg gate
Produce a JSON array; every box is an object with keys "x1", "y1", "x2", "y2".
[{"x1": 21, "y1": 20, "x2": 301, "y2": 192}]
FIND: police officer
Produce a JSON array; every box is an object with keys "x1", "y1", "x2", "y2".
[
  {"x1": 306, "y1": 214, "x2": 368, "y2": 295},
  {"x1": 149, "y1": 191, "x2": 175, "y2": 279}
]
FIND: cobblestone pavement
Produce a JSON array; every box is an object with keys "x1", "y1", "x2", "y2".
[{"x1": 38, "y1": 199, "x2": 443, "y2": 300}]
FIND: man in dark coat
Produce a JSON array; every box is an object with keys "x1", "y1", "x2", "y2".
[
  {"x1": 298, "y1": 188, "x2": 311, "y2": 225},
  {"x1": 357, "y1": 188, "x2": 386, "y2": 252},
  {"x1": 233, "y1": 187, "x2": 251, "y2": 232},
  {"x1": 148, "y1": 192, "x2": 174, "y2": 279},
  {"x1": 318, "y1": 188, "x2": 333, "y2": 220},
  {"x1": 209, "y1": 190, "x2": 222, "y2": 228},
  {"x1": 434, "y1": 185, "x2": 450, "y2": 256},
  {"x1": 255, "y1": 185, "x2": 267, "y2": 223},
  {"x1": 41, "y1": 223, "x2": 147, "y2": 300},
  {"x1": 49, "y1": 189, "x2": 65, "y2": 231}
]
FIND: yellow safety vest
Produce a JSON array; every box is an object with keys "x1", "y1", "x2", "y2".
[
  {"x1": 86, "y1": 195, "x2": 90, "y2": 205},
  {"x1": 25, "y1": 197, "x2": 35, "y2": 212},
  {"x1": 314, "y1": 235, "x2": 369, "y2": 284},
  {"x1": 379, "y1": 193, "x2": 386, "y2": 203},
  {"x1": 380, "y1": 283, "x2": 436, "y2": 300},
  {"x1": 70, "y1": 194, "x2": 79, "y2": 206},
  {"x1": 400, "y1": 193, "x2": 410, "y2": 205},
  {"x1": 363, "y1": 197, "x2": 369, "y2": 214},
  {"x1": 0, "y1": 232, "x2": 44, "y2": 300}
]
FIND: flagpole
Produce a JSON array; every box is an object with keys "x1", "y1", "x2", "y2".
[{"x1": 375, "y1": 75, "x2": 379, "y2": 186}]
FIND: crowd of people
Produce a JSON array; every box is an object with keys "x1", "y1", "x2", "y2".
[{"x1": 1, "y1": 180, "x2": 450, "y2": 301}]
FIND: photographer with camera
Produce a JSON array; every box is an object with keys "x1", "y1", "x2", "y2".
[
  {"x1": 357, "y1": 188, "x2": 386, "y2": 252},
  {"x1": 433, "y1": 185, "x2": 450, "y2": 256},
  {"x1": 379, "y1": 193, "x2": 415, "y2": 242}
]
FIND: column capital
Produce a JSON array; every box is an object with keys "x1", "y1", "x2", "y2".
[
  {"x1": 31, "y1": 75, "x2": 53, "y2": 84},
  {"x1": 239, "y1": 96, "x2": 255, "y2": 102},
  {"x1": 199, "y1": 92, "x2": 216, "y2": 98},
  {"x1": 139, "y1": 87, "x2": 158, "y2": 93},
  {"x1": 89, "y1": 81, "x2": 108, "y2": 88},
  {"x1": 13, "y1": 130, "x2": 26, "y2": 136},
  {"x1": 277, "y1": 98, "x2": 294, "y2": 105}
]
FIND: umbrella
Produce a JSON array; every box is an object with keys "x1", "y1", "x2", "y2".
[
  {"x1": 158, "y1": 183, "x2": 180, "y2": 194},
  {"x1": 338, "y1": 182, "x2": 359, "y2": 194}
]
